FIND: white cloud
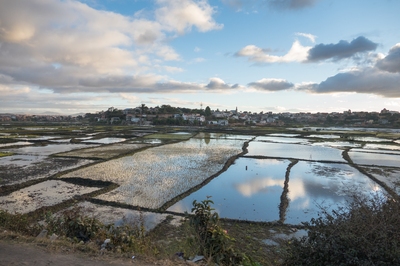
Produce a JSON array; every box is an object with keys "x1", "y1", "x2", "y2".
[
  {"x1": 236, "y1": 40, "x2": 311, "y2": 63},
  {"x1": 248, "y1": 78, "x2": 294, "y2": 91},
  {"x1": 119, "y1": 93, "x2": 140, "y2": 103},
  {"x1": 295, "y1": 32, "x2": 317, "y2": 43},
  {"x1": 155, "y1": 0, "x2": 223, "y2": 34},
  {"x1": 205, "y1": 77, "x2": 243, "y2": 90},
  {"x1": 0, "y1": 0, "x2": 222, "y2": 96}
]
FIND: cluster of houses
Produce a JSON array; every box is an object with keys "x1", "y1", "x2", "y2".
[{"x1": 2, "y1": 107, "x2": 400, "y2": 127}]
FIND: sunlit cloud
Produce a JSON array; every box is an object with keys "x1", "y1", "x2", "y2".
[
  {"x1": 235, "y1": 40, "x2": 311, "y2": 63},
  {"x1": 295, "y1": 32, "x2": 317, "y2": 43}
]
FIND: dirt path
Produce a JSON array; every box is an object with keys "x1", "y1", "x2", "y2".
[{"x1": 0, "y1": 239, "x2": 164, "y2": 266}]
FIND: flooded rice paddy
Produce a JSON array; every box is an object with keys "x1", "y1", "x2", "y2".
[
  {"x1": 1, "y1": 126, "x2": 399, "y2": 227},
  {"x1": 61, "y1": 138, "x2": 244, "y2": 209},
  {"x1": 0, "y1": 180, "x2": 98, "y2": 214},
  {"x1": 245, "y1": 141, "x2": 346, "y2": 162}
]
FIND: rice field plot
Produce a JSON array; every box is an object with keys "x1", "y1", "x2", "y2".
[
  {"x1": 246, "y1": 142, "x2": 346, "y2": 162},
  {"x1": 0, "y1": 180, "x2": 99, "y2": 214},
  {"x1": 255, "y1": 136, "x2": 310, "y2": 144},
  {"x1": 193, "y1": 132, "x2": 254, "y2": 140},
  {"x1": 0, "y1": 155, "x2": 94, "y2": 185},
  {"x1": 143, "y1": 132, "x2": 194, "y2": 140},
  {"x1": 284, "y1": 161, "x2": 383, "y2": 224},
  {"x1": 82, "y1": 137, "x2": 127, "y2": 144},
  {"x1": 55, "y1": 143, "x2": 151, "y2": 160},
  {"x1": 348, "y1": 150, "x2": 400, "y2": 167},
  {"x1": 61, "y1": 138, "x2": 244, "y2": 209},
  {"x1": 4, "y1": 143, "x2": 98, "y2": 156},
  {"x1": 360, "y1": 166, "x2": 400, "y2": 195},
  {"x1": 73, "y1": 201, "x2": 182, "y2": 232}
]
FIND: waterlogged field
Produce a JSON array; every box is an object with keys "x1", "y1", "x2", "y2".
[
  {"x1": 348, "y1": 150, "x2": 400, "y2": 167},
  {"x1": 55, "y1": 143, "x2": 151, "y2": 159},
  {"x1": 5, "y1": 143, "x2": 98, "y2": 156},
  {"x1": 61, "y1": 137, "x2": 244, "y2": 209},
  {"x1": 246, "y1": 141, "x2": 346, "y2": 162},
  {"x1": 168, "y1": 159, "x2": 382, "y2": 224},
  {"x1": 284, "y1": 161, "x2": 382, "y2": 224},
  {"x1": 74, "y1": 201, "x2": 180, "y2": 232},
  {"x1": 0, "y1": 180, "x2": 98, "y2": 214},
  {"x1": 1, "y1": 126, "x2": 399, "y2": 227},
  {"x1": 168, "y1": 158, "x2": 290, "y2": 222},
  {"x1": 255, "y1": 136, "x2": 310, "y2": 144}
]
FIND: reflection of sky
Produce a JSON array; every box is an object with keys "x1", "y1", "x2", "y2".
[
  {"x1": 363, "y1": 144, "x2": 400, "y2": 151},
  {"x1": 0, "y1": 154, "x2": 47, "y2": 167},
  {"x1": 348, "y1": 151, "x2": 400, "y2": 167},
  {"x1": 5, "y1": 144, "x2": 97, "y2": 156},
  {"x1": 0, "y1": 180, "x2": 97, "y2": 214},
  {"x1": 169, "y1": 158, "x2": 383, "y2": 225},
  {"x1": 246, "y1": 142, "x2": 345, "y2": 162},
  {"x1": 0, "y1": 141, "x2": 33, "y2": 147},
  {"x1": 267, "y1": 133, "x2": 300, "y2": 137},
  {"x1": 285, "y1": 161, "x2": 382, "y2": 224},
  {"x1": 255, "y1": 136, "x2": 310, "y2": 144},
  {"x1": 312, "y1": 141, "x2": 361, "y2": 148},
  {"x1": 353, "y1": 137, "x2": 391, "y2": 142},
  {"x1": 308, "y1": 134, "x2": 341, "y2": 139},
  {"x1": 83, "y1": 137, "x2": 126, "y2": 144},
  {"x1": 168, "y1": 158, "x2": 289, "y2": 222}
]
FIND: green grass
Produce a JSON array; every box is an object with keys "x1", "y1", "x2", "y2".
[{"x1": 0, "y1": 152, "x2": 13, "y2": 157}]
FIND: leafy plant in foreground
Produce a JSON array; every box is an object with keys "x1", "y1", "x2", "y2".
[
  {"x1": 283, "y1": 193, "x2": 400, "y2": 265},
  {"x1": 189, "y1": 198, "x2": 256, "y2": 265}
]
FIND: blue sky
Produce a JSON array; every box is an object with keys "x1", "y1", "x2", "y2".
[{"x1": 0, "y1": 0, "x2": 400, "y2": 114}]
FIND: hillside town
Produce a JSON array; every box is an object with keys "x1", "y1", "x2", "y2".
[{"x1": 1, "y1": 105, "x2": 400, "y2": 128}]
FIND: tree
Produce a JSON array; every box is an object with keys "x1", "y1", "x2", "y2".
[{"x1": 205, "y1": 106, "x2": 211, "y2": 117}]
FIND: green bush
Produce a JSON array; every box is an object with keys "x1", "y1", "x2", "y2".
[
  {"x1": 189, "y1": 198, "x2": 257, "y2": 265},
  {"x1": 45, "y1": 207, "x2": 102, "y2": 241},
  {"x1": 283, "y1": 193, "x2": 400, "y2": 265},
  {"x1": 0, "y1": 210, "x2": 38, "y2": 235}
]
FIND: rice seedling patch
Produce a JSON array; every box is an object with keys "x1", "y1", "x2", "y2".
[
  {"x1": 0, "y1": 180, "x2": 98, "y2": 214},
  {"x1": 61, "y1": 138, "x2": 244, "y2": 209},
  {"x1": 73, "y1": 201, "x2": 182, "y2": 233},
  {"x1": 0, "y1": 156, "x2": 94, "y2": 185},
  {"x1": 55, "y1": 143, "x2": 150, "y2": 159},
  {"x1": 5, "y1": 143, "x2": 98, "y2": 156}
]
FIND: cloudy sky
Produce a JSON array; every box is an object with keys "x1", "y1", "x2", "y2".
[{"x1": 0, "y1": 0, "x2": 399, "y2": 115}]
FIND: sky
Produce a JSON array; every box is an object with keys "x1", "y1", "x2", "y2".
[{"x1": 0, "y1": 0, "x2": 400, "y2": 115}]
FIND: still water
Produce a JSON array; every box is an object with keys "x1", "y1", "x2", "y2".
[
  {"x1": 168, "y1": 158, "x2": 383, "y2": 224},
  {"x1": 168, "y1": 158, "x2": 288, "y2": 222},
  {"x1": 246, "y1": 141, "x2": 345, "y2": 162}
]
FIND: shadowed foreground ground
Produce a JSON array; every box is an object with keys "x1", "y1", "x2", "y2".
[{"x1": 0, "y1": 239, "x2": 191, "y2": 266}]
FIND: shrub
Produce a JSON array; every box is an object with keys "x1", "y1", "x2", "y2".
[
  {"x1": 189, "y1": 198, "x2": 255, "y2": 265},
  {"x1": 45, "y1": 207, "x2": 102, "y2": 242},
  {"x1": 283, "y1": 193, "x2": 400, "y2": 265},
  {"x1": 0, "y1": 210, "x2": 38, "y2": 235}
]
